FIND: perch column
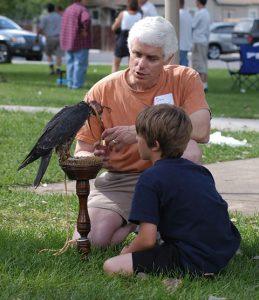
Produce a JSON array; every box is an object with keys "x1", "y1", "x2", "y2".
[{"x1": 76, "y1": 179, "x2": 91, "y2": 256}]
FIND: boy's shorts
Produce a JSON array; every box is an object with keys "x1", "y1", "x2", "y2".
[{"x1": 132, "y1": 243, "x2": 182, "y2": 275}]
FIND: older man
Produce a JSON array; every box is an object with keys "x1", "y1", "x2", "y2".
[{"x1": 75, "y1": 17, "x2": 211, "y2": 247}]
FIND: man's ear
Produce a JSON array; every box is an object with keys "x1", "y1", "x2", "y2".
[
  {"x1": 164, "y1": 54, "x2": 174, "y2": 65},
  {"x1": 151, "y1": 140, "x2": 160, "y2": 152}
]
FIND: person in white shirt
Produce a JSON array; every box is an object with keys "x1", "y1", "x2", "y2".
[
  {"x1": 111, "y1": 0, "x2": 142, "y2": 72},
  {"x1": 179, "y1": 0, "x2": 192, "y2": 66},
  {"x1": 138, "y1": 0, "x2": 158, "y2": 18},
  {"x1": 192, "y1": 0, "x2": 210, "y2": 92}
]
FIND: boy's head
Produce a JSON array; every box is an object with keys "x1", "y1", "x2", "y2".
[{"x1": 136, "y1": 104, "x2": 192, "y2": 160}]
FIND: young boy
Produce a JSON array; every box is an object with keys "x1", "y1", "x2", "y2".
[{"x1": 103, "y1": 104, "x2": 241, "y2": 276}]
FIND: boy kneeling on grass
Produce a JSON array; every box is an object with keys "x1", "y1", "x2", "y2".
[{"x1": 103, "y1": 104, "x2": 241, "y2": 276}]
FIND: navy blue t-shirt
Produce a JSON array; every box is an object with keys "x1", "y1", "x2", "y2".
[{"x1": 129, "y1": 158, "x2": 241, "y2": 274}]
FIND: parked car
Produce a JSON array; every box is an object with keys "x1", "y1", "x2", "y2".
[
  {"x1": 208, "y1": 22, "x2": 238, "y2": 59},
  {"x1": 0, "y1": 15, "x2": 44, "y2": 63},
  {"x1": 232, "y1": 19, "x2": 259, "y2": 46}
]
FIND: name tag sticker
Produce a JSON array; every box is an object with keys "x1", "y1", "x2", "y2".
[{"x1": 153, "y1": 93, "x2": 174, "y2": 105}]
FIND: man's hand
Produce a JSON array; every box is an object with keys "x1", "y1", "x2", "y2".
[{"x1": 101, "y1": 125, "x2": 137, "y2": 151}]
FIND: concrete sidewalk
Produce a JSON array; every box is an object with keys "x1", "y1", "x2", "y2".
[
  {"x1": 1, "y1": 104, "x2": 259, "y2": 132},
  {"x1": 32, "y1": 158, "x2": 259, "y2": 216}
]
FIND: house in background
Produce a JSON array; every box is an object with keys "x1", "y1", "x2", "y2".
[
  {"x1": 185, "y1": 0, "x2": 259, "y2": 21},
  {"x1": 88, "y1": 0, "x2": 259, "y2": 50}
]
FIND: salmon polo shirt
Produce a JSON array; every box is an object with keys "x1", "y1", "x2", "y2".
[{"x1": 76, "y1": 65, "x2": 209, "y2": 173}]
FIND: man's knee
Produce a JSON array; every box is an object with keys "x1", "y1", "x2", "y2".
[
  {"x1": 88, "y1": 207, "x2": 124, "y2": 248},
  {"x1": 88, "y1": 229, "x2": 112, "y2": 248}
]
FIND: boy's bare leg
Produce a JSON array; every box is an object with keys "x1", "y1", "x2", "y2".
[{"x1": 103, "y1": 253, "x2": 133, "y2": 275}]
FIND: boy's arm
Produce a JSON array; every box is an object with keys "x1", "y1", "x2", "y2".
[{"x1": 121, "y1": 223, "x2": 157, "y2": 255}]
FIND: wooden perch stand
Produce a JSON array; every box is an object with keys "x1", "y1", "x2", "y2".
[{"x1": 60, "y1": 157, "x2": 102, "y2": 257}]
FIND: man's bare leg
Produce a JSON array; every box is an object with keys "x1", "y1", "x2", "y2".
[
  {"x1": 87, "y1": 207, "x2": 127, "y2": 247},
  {"x1": 111, "y1": 223, "x2": 137, "y2": 245},
  {"x1": 112, "y1": 56, "x2": 121, "y2": 73}
]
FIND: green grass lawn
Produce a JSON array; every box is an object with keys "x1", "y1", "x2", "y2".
[
  {"x1": 0, "y1": 64, "x2": 259, "y2": 118},
  {"x1": 0, "y1": 64, "x2": 259, "y2": 299}
]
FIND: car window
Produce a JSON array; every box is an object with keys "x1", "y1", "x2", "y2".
[
  {"x1": 252, "y1": 20, "x2": 259, "y2": 31},
  {"x1": 214, "y1": 26, "x2": 234, "y2": 34},
  {"x1": 234, "y1": 20, "x2": 253, "y2": 32},
  {"x1": 0, "y1": 17, "x2": 21, "y2": 30}
]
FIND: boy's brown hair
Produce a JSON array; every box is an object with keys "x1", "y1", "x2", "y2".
[{"x1": 136, "y1": 104, "x2": 192, "y2": 158}]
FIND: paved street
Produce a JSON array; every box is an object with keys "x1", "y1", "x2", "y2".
[{"x1": 12, "y1": 50, "x2": 241, "y2": 69}]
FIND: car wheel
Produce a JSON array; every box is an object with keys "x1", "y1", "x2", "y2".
[
  {"x1": 26, "y1": 53, "x2": 43, "y2": 61},
  {"x1": 208, "y1": 44, "x2": 221, "y2": 60},
  {"x1": 0, "y1": 43, "x2": 11, "y2": 63}
]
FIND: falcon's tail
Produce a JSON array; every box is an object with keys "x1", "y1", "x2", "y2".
[
  {"x1": 18, "y1": 150, "x2": 39, "y2": 171},
  {"x1": 33, "y1": 152, "x2": 52, "y2": 188}
]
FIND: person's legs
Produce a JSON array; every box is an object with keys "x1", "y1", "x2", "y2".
[
  {"x1": 112, "y1": 56, "x2": 122, "y2": 73},
  {"x1": 104, "y1": 243, "x2": 181, "y2": 276},
  {"x1": 180, "y1": 50, "x2": 189, "y2": 67},
  {"x1": 66, "y1": 51, "x2": 74, "y2": 88},
  {"x1": 56, "y1": 55, "x2": 62, "y2": 73},
  {"x1": 73, "y1": 48, "x2": 89, "y2": 89},
  {"x1": 111, "y1": 223, "x2": 136, "y2": 245},
  {"x1": 103, "y1": 253, "x2": 133, "y2": 275},
  {"x1": 47, "y1": 55, "x2": 55, "y2": 75},
  {"x1": 87, "y1": 207, "x2": 125, "y2": 247}
]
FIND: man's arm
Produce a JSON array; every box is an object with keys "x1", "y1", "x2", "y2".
[
  {"x1": 74, "y1": 140, "x2": 95, "y2": 157},
  {"x1": 120, "y1": 223, "x2": 157, "y2": 255},
  {"x1": 182, "y1": 109, "x2": 210, "y2": 164},
  {"x1": 189, "y1": 108, "x2": 211, "y2": 143}
]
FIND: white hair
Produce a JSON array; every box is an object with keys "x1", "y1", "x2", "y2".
[{"x1": 127, "y1": 16, "x2": 178, "y2": 61}]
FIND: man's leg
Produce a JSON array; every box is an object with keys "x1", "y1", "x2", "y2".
[
  {"x1": 73, "y1": 48, "x2": 89, "y2": 89},
  {"x1": 66, "y1": 51, "x2": 74, "y2": 88},
  {"x1": 111, "y1": 223, "x2": 136, "y2": 245},
  {"x1": 112, "y1": 56, "x2": 121, "y2": 73},
  {"x1": 88, "y1": 207, "x2": 125, "y2": 247},
  {"x1": 180, "y1": 50, "x2": 188, "y2": 67},
  {"x1": 103, "y1": 253, "x2": 133, "y2": 275}
]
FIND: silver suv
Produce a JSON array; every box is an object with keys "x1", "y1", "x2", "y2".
[{"x1": 208, "y1": 22, "x2": 238, "y2": 59}]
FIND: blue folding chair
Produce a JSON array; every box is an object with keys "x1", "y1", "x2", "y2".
[{"x1": 222, "y1": 44, "x2": 259, "y2": 91}]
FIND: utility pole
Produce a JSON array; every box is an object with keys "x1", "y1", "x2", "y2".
[{"x1": 165, "y1": 0, "x2": 180, "y2": 64}]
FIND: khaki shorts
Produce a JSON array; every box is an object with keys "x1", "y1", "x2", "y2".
[
  {"x1": 192, "y1": 43, "x2": 208, "y2": 74},
  {"x1": 45, "y1": 36, "x2": 63, "y2": 57},
  {"x1": 88, "y1": 171, "x2": 140, "y2": 222}
]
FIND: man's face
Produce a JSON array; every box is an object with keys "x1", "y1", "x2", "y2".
[
  {"x1": 128, "y1": 39, "x2": 165, "y2": 88},
  {"x1": 137, "y1": 135, "x2": 152, "y2": 160}
]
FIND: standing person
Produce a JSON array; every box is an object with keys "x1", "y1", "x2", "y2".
[
  {"x1": 138, "y1": 0, "x2": 158, "y2": 18},
  {"x1": 103, "y1": 104, "x2": 241, "y2": 276},
  {"x1": 179, "y1": 0, "x2": 192, "y2": 66},
  {"x1": 192, "y1": 0, "x2": 210, "y2": 92},
  {"x1": 74, "y1": 16, "x2": 211, "y2": 248},
  {"x1": 60, "y1": 0, "x2": 91, "y2": 89},
  {"x1": 111, "y1": 0, "x2": 142, "y2": 73},
  {"x1": 38, "y1": 3, "x2": 63, "y2": 75}
]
